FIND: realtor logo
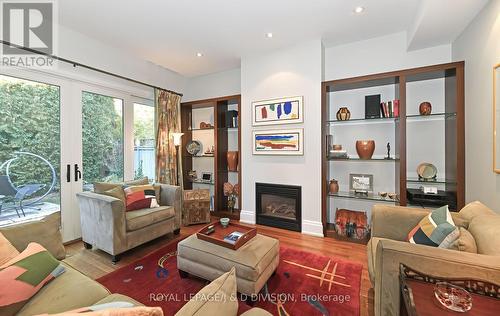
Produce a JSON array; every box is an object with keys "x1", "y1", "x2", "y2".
[{"x1": 1, "y1": 1, "x2": 56, "y2": 67}]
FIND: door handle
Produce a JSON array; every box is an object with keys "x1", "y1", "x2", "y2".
[
  {"x1": 74, "y1": 164, "x2": 82, "y2": 182},
  {"x1": 66, "y1": 164, "x2": 71, "y2": 183}
]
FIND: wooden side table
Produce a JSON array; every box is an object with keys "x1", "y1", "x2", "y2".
[
  {"x1": 400, "y1": 264, "x2": 500, "y2": 316},
  {"x1": 183, "y1": 189, "x2": 211, "y2": 226}
]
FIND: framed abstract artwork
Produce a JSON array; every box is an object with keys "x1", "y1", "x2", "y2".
[
  {"x1": 252, "y1": 96, "x2": 303, "y2": 126},
  {"x1": 252, "y1": 129, "x2": 304, "y2": 155}
]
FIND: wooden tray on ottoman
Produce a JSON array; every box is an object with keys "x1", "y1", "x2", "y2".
[{"x1": 197, "y1": 221, "x2": 257, "y2": 250}]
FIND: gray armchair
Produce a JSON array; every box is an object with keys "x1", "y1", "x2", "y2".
[{"x1": 76, "y1": 184, "x2": 181, "y2": 263}]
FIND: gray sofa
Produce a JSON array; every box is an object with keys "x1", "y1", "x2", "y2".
[{"x1": 76, "y1": 183, "x2": 181, "y2": 263}]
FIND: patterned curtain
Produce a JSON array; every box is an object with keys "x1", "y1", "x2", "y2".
[{"x1": 155, "y1": 89, "x2": 182, "y2": 185}]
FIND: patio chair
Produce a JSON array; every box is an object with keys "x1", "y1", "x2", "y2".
[{"x1": 0, "y1": 175, "x2": 44, "y2": 217}]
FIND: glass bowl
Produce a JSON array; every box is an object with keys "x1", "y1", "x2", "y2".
[{"x1": 434, "y1": 282, "x2": 472, "y2": 312}]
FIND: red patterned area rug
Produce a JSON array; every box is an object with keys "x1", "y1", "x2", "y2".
[{"x1": 97, "y1": 237, "x2": 362, "y2": 316}]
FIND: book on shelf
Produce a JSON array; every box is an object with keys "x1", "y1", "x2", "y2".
[
  {"x1": 224, "y1": 231, "x2": 244, "y2": 244},
  {"x1": 380, "y1": 99, "x2": 400, "y2": 118}
]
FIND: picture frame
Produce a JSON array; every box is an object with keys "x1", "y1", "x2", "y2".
[
  {"x1": 252, "y1": 96, "x2": 303, "y2": 126},
  {"x1": 349, "y1": 174, "x2": 373, "y2": 193},
  {"x1": 201, "y1": 172, "x2": 213, "y2": 182},
  {"x1": 252, "y1": 129, "x2": 304, "y2": 155}
]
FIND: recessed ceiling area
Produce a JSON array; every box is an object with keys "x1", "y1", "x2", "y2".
[{"x1": 58, "y1": 0, "x2": 489, "y2": 77}]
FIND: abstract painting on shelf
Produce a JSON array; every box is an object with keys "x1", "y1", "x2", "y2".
[
  {"x1": 252, "y1": 129, "x2": 304, "y2": 155},
  {"x1": 252, "y1": 96, "x2": 303, "y2": 126}
]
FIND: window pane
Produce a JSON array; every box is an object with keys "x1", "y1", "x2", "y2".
[
  {"x1": 82, "y1": 91, "x2": 123, "y2": 189},
  {"x1": 0, "y1": 75, "x2": 60, "y2": 225},
  {"x1": 133, "y1": 103, "x2": 155, "y2": 181}
]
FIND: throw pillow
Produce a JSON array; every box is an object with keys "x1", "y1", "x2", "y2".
[
  {"x1": 175, "y1": 267, "x2": 238, "y2": 316},
  {"x1": 0, "y1": 212, "x2": 66, "y2": 260},
  {"x1": 408, "y1": 205, "x2": 459, "y2": 248},
  {"x1": 102, "y1": 186, "x2": 126, "y2": 205},
  {"x1": 458, "y1": 201, "x2": 496, "y2": 222},
  {"x1": 0, "y1": 232, "x2": 19, "y2": 266},
  {"x1": 94, "y1": 177, "x2": 149, "y2": 194},
  {"x1": 450, "y1": 227, "x2": 477, "y2": 253},
  {"x1": 123, "y1": 185, "x2": 160, "y2": 211},
  {"x1": 0, "y1": 242, "x2": 65, "y2": 316}
]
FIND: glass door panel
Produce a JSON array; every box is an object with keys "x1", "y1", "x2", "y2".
[
  {"x1": 81, "y1": 91, "x2": 124, "y2": 189},
  {"x1": 0, "y1": 74, "x2": 61, "y2": 225},
  {"x1": 133, "y1": 103, "x2": 155, "y2": 180}
]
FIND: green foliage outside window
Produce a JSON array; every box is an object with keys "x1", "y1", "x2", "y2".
[{"x1": 0, "y1": 78, "x2": 124, "y2": 192}]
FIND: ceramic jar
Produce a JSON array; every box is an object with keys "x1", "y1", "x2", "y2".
[
  {"x1": 419, "y1": 102, "x2": 432, "y2": 115},
  {"x1": 329, "y1": 179, "x2": 339, "y2": 194},
  {"x1": 227, "y1": 151, "x2": 239, "y2": 171},
  {"x1": 336, "y1": 107, "x2": 351, "y2": 121},
  {"x1": 356, "y1": 140, "x2": 375, "y2": 159}
]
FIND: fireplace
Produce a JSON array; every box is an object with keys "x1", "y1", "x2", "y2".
[{"x1": 256, "y1": 183, "x2": 301, "y2": 232}]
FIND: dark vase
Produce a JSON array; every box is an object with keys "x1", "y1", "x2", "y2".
[
  {"x1": 336, "y1": 107, "x2": 351, "y2": 121},
  {"x1": 356, "y1": 140, "x2": 375, "y2": 159},
  {"x1": 419, "y1": 102, "x2": 432, "y2": 115}
]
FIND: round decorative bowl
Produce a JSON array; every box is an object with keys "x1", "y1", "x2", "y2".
[
  {"x1": 417, "y1": 162, "x2": 437, "y2": 180},
  {"x1": 356, "y1": 140, "x2": 375, "y2": 159},
  {"x1": 220, "y1": 217, "x2": 230, "y2": 228},
  {"x1": 186, "y1": 140, "x2": 202, "y2": 155},
  {"x1": 434, "y1": 282, "x2": 472, "y2": 313}
]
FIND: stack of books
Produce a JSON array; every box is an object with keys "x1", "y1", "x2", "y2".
[
  {"x1": 380, "y1": 99, "x2": 400, "y2": 118},
  {"x1": 329, "y1": 150, "x2": 348, "y2": 159}
]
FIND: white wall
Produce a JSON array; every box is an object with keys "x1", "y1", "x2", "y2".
[
  {"x1": 58, "y1": 25, "x2": 186, "y2": 94},
  {"x1": 324, "y1": 32, "x2": 451, "y2": 81},
  {"x1": 452, "y1": 0, "x2": 500, "y2": 212},
  {"x1": 240, "y1": 40, "x2": 324, "y2": 237},
  {"x1": 183, "y1": 68, "x2": 241, "y2": 102}
]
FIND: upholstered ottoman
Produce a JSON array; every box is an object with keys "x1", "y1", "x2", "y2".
[{"x1": 177, "y1": 234, "x2": 279, "y2": 296}]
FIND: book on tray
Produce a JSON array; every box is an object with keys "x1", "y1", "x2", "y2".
[{"x1": 224, "y1": 231, "x2": 244, "y2": 244}]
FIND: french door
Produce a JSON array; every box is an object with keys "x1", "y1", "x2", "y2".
[{"x1": 0, "y1": 69, "x2": 136, "y2": 241}]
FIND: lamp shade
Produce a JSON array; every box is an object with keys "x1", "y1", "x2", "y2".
[{"x1": 172, "y1": 132, "x2": 184, "y2": 146}]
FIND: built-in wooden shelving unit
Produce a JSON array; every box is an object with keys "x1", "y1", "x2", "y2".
[
  {"x1": 181, "y1": 95, "x2": 241, "y2": 220},
  {"x1": 321, "y1": 62, "x2": 465, "y2": 238}
]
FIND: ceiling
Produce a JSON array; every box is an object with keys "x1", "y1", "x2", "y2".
[{"x1": 58, "y1": 0, "x2": 489, "y2": 78}]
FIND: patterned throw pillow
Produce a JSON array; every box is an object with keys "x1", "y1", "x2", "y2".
[
  {"x1": 0, "y1": 242, "x2": 66, "y2": 316},
  {"x1": 0, "y1": 232, "x2": 19, "y2": 266},
  {"x1": 123, "y1": 185, "x2": 160, "y2": 211},
  {"x1": 408, "y1": 205, "x2": 459, "y2": 248}
]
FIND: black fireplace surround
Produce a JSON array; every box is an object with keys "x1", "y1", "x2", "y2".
[{"x1": 256, "y1": 182, "x2": 301, "y2": 232}]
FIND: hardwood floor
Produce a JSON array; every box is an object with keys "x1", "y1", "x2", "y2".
[{"x1": 64, "y1": 221, "x2": 374, "y2": 316}]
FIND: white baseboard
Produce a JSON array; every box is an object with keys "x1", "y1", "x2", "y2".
[
  {"x1": 239, "y1": 209, "x2": 255, "y2": 224},
  {"x1": 301, "y1": 220, "x2": 324, "y2": 237}
]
